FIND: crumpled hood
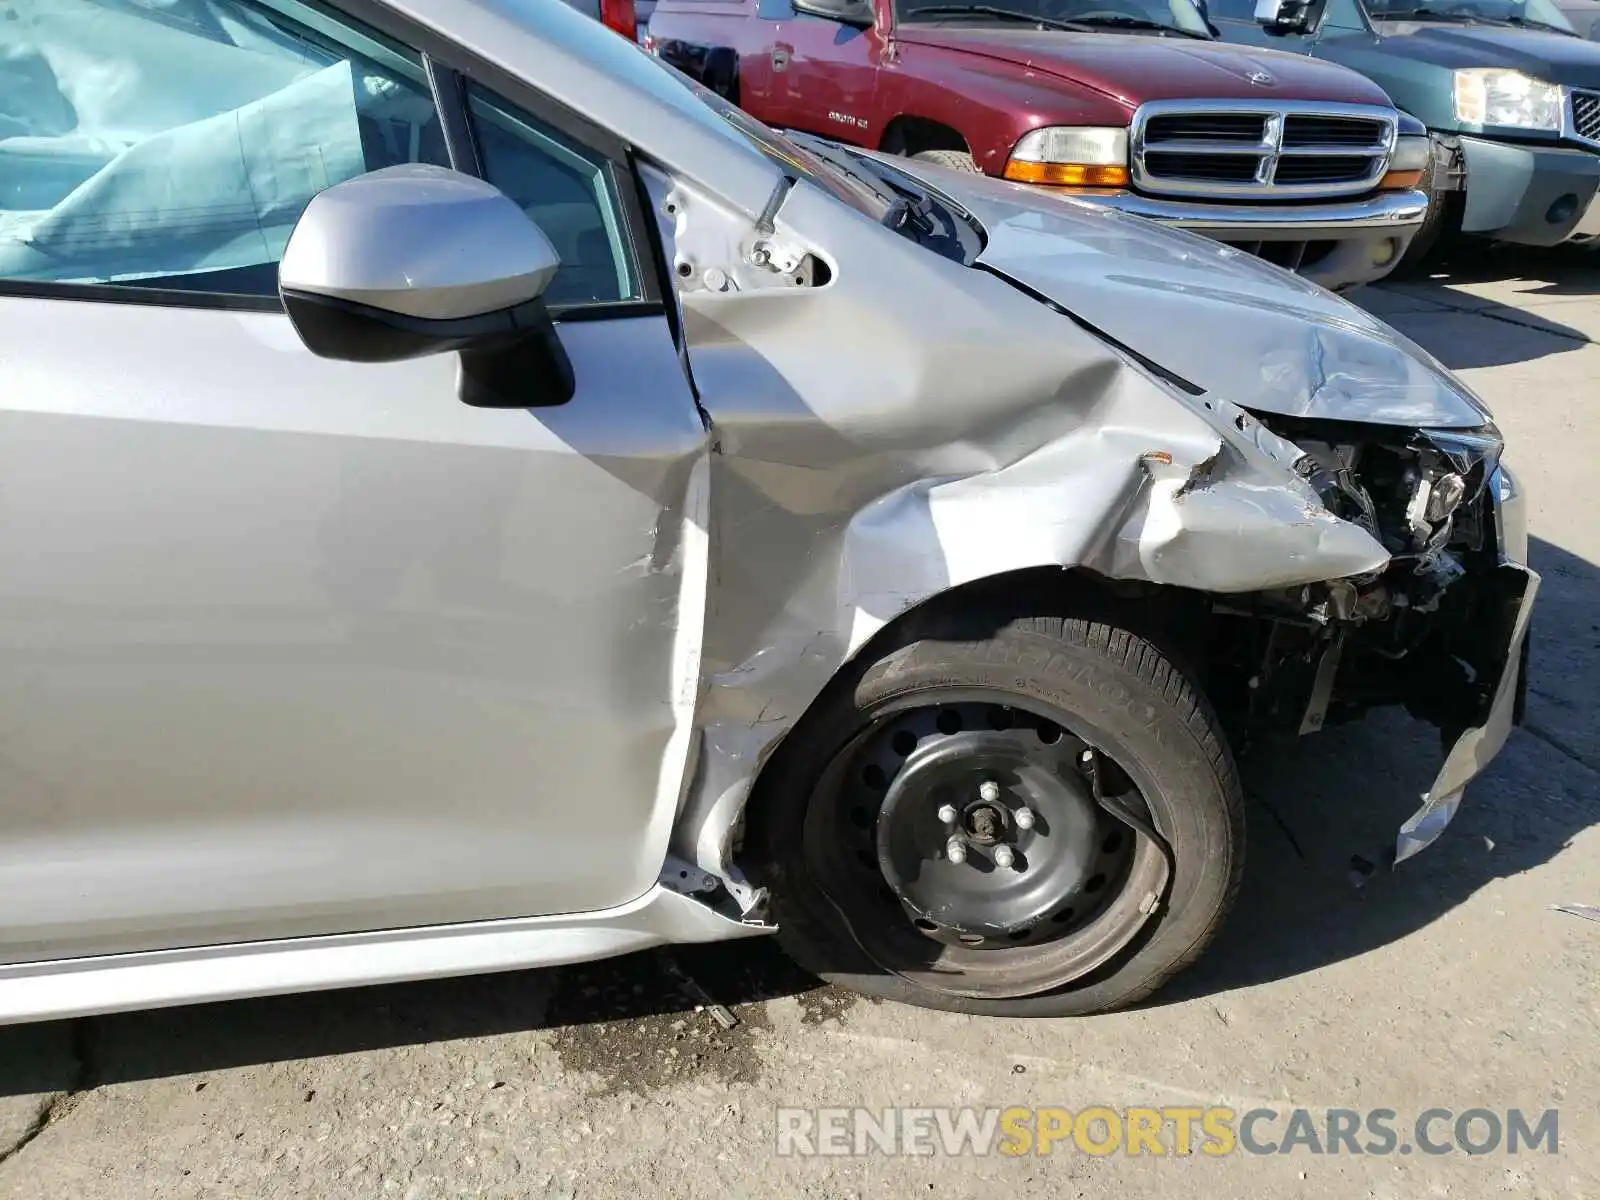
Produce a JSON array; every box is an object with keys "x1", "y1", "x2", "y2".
[
  {"x1": 1368, "y1": 20, "x2": 1600, "y2": 84},
  {"x1": 884, "y1": 158, "x2": 1492, "y2": 429}
]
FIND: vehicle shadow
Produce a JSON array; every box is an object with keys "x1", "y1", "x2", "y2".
[
  {"x1": 0, "y1": 938, "x2": 826, "y2": 1098},
  {"x1": 1418, "y1": 240, "x2": 1600, "y2": 302},
  {"x1": 1374, "y1": 303, "x2": 1588, "y2": 372},
  {"x1": 1159, "y1": 531, "x2": 1600, "y2": 1004},
  {"x1": 1364, "y1": 245, "x2": 1595, "y2": 371}
]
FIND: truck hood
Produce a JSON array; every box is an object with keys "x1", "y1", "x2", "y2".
[
  {"x1": 884, "y1": 157, "x2": 1490, "y2": 428},
  {"x1": 891, "y1": 27, "x2": 1394, "y2": 105},
  {"x1": 1368, "y1": 20, "x2": 1600, "y2": 83}
]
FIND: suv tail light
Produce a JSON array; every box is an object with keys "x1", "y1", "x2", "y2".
[{"x1": 600, "y1": 0, "x2": 637, "y2": 42}]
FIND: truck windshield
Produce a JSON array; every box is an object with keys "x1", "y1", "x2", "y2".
[
  {"x1": 1363, "y1": 0, "x2": 1576, "y2": 31},
  {"x1": 897, "y1": 0, "x2": 1215, "y2": 37}
]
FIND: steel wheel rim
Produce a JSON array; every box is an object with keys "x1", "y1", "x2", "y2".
[{"x1": 801, "y1": 692, "x2": 1172, "y2": 1000}]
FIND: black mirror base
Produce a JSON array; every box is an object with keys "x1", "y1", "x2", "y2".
[{"x1": 282, "y1": 289, "x2": 575, "y2": 408}]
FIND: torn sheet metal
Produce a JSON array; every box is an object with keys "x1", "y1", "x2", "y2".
[{"x1": 645, "y1": 167, "x2": 1403, "y2": 883}]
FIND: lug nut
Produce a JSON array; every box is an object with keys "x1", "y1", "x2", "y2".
[
  {"x1": 946, "y1": 838, "x2": 967, "y2": 865},
  {"x1": 937, "y1": 803, "x2": 958, "y2": 826},
  {"x1": 993, "y1": 845, "x2": 1016, "y2": 869},
  {"x1": 1013, "y1": 807, "x2": 1035, "y2": 831},
  {"x1": 978, "y1": 780, "x2": 1001, "y2": 802}
]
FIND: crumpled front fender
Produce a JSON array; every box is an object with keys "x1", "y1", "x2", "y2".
[{"x1": 643, "y1": 170, "x2": 1390, "y2": 902}]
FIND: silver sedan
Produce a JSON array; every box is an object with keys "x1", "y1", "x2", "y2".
[{"x1": 0, "y1": 0, "x2": 1533, "y2": 1021}]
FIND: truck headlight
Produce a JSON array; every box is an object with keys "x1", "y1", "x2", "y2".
[
  {"x1": 1004, "y1": 127, "x2": 1129, "y2": 187},
  {"x1": 1380, "y1": 134, "x2": 1432, "y2": 190},
  {"x1": 1453, "y1": 69, "x2": 1563, "y2": 131}
]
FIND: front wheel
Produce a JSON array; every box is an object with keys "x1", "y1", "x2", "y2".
[
  {"x1": 1394, "y1": 157, "x2": 1462, "y2": 275},
  {"x1": 751, "y1": 613, "x2": 1244, "y2": 1016},
  {"x1": 909, "y1": 148, "x2": 981, "y2": 173}
]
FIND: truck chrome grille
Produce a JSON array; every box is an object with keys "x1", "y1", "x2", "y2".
[
  {"x1": 1274, "y1": 155, "x2": 1381, "y2": 185},
  {"x1": 1131, "y1": 100, "x2": 1397, "y2": 200},
  {"x1": 1570, "y1": 89, "x2": 1600, "y2": 147},
  {"x1": 1282, "y1": 115, "x2": 1388, "y2": 147},
  {"x1": 1144, "y1": 151, "x2": 1260, "y2": 183},
  {"x1": 1144, "y1": 113, "x2": 1266, "y2": 143}
]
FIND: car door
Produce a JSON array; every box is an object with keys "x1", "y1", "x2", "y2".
[
  {"x1": 650, "y1": 0, "x2": 773, "y2": 110},
  {"x1": 766, "y1": 0, "x2": 887, "y2": 143},
  {"x1": 0, "y1": 0, "x2": 708, "y2": 963}
]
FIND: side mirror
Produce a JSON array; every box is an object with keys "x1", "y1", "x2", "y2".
[
  {"x1": 1254, "y1": 0, "x2": 1317, "y2": 31},
  {"x1": 792, "y1": 0, "x2": 875, "y2": 28},
  {"x1": 279, "y1": 164, "x2": 574, "y2": 408}
]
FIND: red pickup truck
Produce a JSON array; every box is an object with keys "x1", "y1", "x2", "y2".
[{"x1": 646, "y1": 0, "x2": 1432, "y2": 289}]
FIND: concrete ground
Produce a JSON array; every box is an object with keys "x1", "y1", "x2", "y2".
[{"x1": 2, "y1": 246, "x2": 1597, "y2": 1200}]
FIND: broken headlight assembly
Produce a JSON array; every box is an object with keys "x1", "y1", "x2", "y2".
[{"x1": 1203, "y1": 416, "x2": 1518, "y2": 751}]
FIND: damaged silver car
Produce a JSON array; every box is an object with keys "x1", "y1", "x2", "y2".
[{"x1": 0, "y1": 0, "x2": 1534, "y2": 1021}]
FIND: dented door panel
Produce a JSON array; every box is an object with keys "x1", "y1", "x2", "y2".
[{"x1": 0, "y1": 304, "x2": 708, "y2": 961}]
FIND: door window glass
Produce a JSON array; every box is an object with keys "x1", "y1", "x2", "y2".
[
  {"x1": 0, "y1": 0, "x2": 448, "y2": 296},
  {"x1": 466, "y1": 86, "x2": 640, "y2": 307}
]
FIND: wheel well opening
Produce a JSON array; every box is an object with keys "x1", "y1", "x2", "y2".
[
  {"x1": 701, "y1": 48, "x2": 740, "y2": 103},
  {"x1": 739, "y1": 567, "x2": 1210, "y2": 849},
  {"x1": 851, "y1": 568, "x2": 1207, "y2": 673},
  {"x1": 878, "y1": 115, "x2": 971, "y2": 159}
]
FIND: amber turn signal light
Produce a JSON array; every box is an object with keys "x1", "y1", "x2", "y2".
[
  {"x1": 1002, "y1": 161, "x2": 1130, "y2": 187},
  {"x1": 1379, "y1": 169, "x2": 1427, "y2": 190}
]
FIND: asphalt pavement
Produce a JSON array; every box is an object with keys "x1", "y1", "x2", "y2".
[{"x1": 1, "y1": 244, "x2": 1596, "y2": 1200}]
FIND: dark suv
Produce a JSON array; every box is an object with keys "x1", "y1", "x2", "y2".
[{"x1": 1212, "y1": 0, "x2": 1600, "y2": 256}]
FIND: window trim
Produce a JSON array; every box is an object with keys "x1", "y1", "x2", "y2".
[
  {"x1": 462, "y1": 80, "x2": 641, "y2": 307},
  {"x1": 423, "y1": 53, "x2": 483, "y2": 176},
  {"x1": 0, "y1": 279, "x2": 284, "y2": 313},
  {"x1": 328, "y1": 0, "x2": 667, "y2": 309},
  {"x1": 0, "y1": 0, "x2": 667, "y2": 316}
]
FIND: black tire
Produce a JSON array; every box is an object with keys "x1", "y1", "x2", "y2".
[
  {"x1": 1393, "y1": 158, "x2": 1459, "y2": 276},
  {"x1": 910, "y1": 148, "x2": 980, "y2": 173},
  {"x1": 750, "y1": 612, "x2": 1244, "y2": 1016},
  {"x1": 702, "y1": 49, "x2": 739, "y2": 103}
]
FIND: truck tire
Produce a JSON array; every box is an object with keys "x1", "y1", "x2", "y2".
[
  {"x1": 910, "y1": 148, "x2": 980, "y2": 173},
  {"x1": 749, "y1": 611, "x2": 1245, "y2": 1016},
  {"x1": 1394, "y1": 148, "x2": 1459, "y2": 274},
  {"x1": 701, "y1": 48, "x2": 739, "y2": 103}
]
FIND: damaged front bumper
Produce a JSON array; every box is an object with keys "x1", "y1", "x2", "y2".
[
  {"x1": 1457, "y1": 136, "x2": 1600, "y2": 247},
  {"x1": 1400, "y1": 557, "x2": 1536, "y2": 862},
  {"x1": 1398, "y1": 465, "x2": 1536, "y2": 862},
  {"x1": 1218, "y1": 423, "x2": 1538, "y2": 865}
]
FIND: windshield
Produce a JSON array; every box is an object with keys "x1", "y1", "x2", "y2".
[
  {"x1": 896, "y1": 0, "x2": 1215, "y2": 37},
  {"x1": 1362, "y1": 0, "x2": 1576, "y2": 30}
]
